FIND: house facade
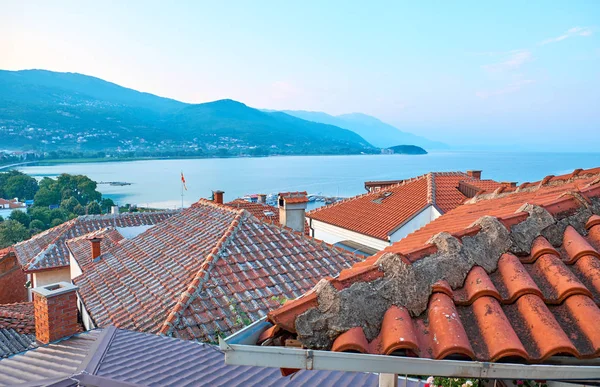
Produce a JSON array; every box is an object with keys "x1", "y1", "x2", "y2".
[{"x1": 307, "y1": 171, "x2": 503, "y2": 252}]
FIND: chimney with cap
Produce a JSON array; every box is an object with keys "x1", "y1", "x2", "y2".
[
  {"x1": 466, "y1": 170, "x2": 482, "y2": 180},
  {"x1": 213, "y1": 190, "x2": 224, "y2": 204},
  {"x1": 278, "y1": 192, "x2": 308, "y2": 233},
  {"x1": 257, "y1": 194, "x2": 267, "y2": 204},
  {"x1": 32, "y1": 282, "x2": 79, "y2": 344},
  {"x1": 89, "y1": 236, "x2": 102, "y2": 260}
]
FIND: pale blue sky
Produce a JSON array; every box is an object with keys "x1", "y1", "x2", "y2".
[{"x1": 1, "y1": 1, "x2": 599, "y2": 150}]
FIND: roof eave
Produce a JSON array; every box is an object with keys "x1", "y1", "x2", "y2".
[
  {"x1": 220, "y1": 338, "x2": 600, "y2": 380},
  {"x1": 306, "y1": 216, "x2": 389, "y2": 242}
]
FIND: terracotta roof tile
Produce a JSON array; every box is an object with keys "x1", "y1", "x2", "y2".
[
  {"x1": 66, "y1": 228, "x2": 124, "y2": 273},
  {"x1": 263, "y1": 167, "x2": 600, "y2": 366},
  {"x1": 307, "y1": 172, "x2": 501, "y2": 240},
  {"x1": 13, "y1": 211, "x2": 177, "y2": 271},
  {"x1": 0, "y1": 303, "x2": 34, "y2": 335},
  {"x1": 223, "y1": 199, "x2": 279, "y2": 223},
  {"x1": 74, "y1": 199, "x2": 361, "y2": 342}
]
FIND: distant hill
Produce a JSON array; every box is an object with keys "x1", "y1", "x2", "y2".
[
  {"x1": 0, "y1": 70, "x2": 374, "y2": 155},
  {"x1": 281, "y1": 110, "x2": 446, "y2": 150},
  {"x1": 388, "y1": 145, "x2": 427, "y2": 155}
]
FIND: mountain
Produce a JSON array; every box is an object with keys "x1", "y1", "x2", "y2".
[
  {"x1": 281, "y1": 110, "x2": 447, "y2": 150},
  {"x1": 0, "y1": 70, "x2": 373, "y2": 155},
  {"x1": 388, "y1": 145, "x2": 427, "y2": 155}
]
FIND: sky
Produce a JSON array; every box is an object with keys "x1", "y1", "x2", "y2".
[{"x1": 1, "y1": 1, "x2": 599, "y2": 151}]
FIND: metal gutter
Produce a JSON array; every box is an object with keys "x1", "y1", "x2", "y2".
[
  {"x1": 219, "y1": 339, "x2": 600, "y2": 380},
  {"x1": 224, "y1": 316, "x2": 271, "y2": 345}
]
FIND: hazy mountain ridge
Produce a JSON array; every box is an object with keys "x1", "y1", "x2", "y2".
[
  {"x1": 282, "y1": 110, "x2": 447, "y2": 149},
  {"x1": 0, "y1": 70, "x2": 373, "y2": 155}
]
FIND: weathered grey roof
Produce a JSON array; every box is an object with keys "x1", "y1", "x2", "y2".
[
  {"x1": 89, "y1": 328, "x2": 379, "y2": 387},
  {"x1": 0, "y1": 327, "x2": 379, "y2": 387},
  {"x1": 0, "y1": 330, "x2": 101, "y2": 386},
  {"x1": 0, "y1": 329, "x2": 37, "y2": 358}
]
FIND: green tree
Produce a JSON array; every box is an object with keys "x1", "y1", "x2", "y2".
[
  {"x1": 3, "y1": 174, "x2": 39, "y2": 200},
  {"x1": 100, "y1": 198, "x2": 115, "y2": 213},
  {"x1": 9, "y1": 210, "x2": 30, "y2": 228},
  {"x1": 29, "y1": 207, "x2": 52, "y2": 227},
  {"x1": 50, "y1": 208, "x2": 69, "y2": 220},
  {"x1": 29, "y1": 219, "x2": 45, "y2": 233},
  {"x1": 60, "y1": 197, "x2": 80, "y2": 213},
  {"x1": 33, "y1": 187, "x2": 61, "y2": 207},
  {"x1": 50, "y1": 218, "x2": 64, "y2": 227},
  {"x1": 73, "y1": 204, "x2": 85, "y2": 216},
  {"x1": 0, "y1": 215, "x2": 3, "y2": 222},
  {"x1": 86, "y1": 201, "x2": 101, "y2": 215},
  {"x1": 0, "y1": 220, "x2": 30, "y2": 248}
]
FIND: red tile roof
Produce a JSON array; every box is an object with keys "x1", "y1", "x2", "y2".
[
  {"x1": 0, "y1": 302, "x2": 34, "y2": 335},
  {"x1": 223, "y1": 199, "x2": 279, "y2": 224},
  {"x1": 12, "y1": 211, "x2": 177, "y2": 272},
  {"x1": 74, "y1": 199, "x2": 361, "y2": 342},
  {"x1": 389, "y1": 167, "x2": 600, "y2": 254},
  {"x1": 66, "y1": 228, "x2": 125, "y2": 273},
  {"x1": 264, "y1": 167, "x2": 600, "y2": 366},
  {"x1": 308, "y1": 172, "x2": 501, "y2": 240}
]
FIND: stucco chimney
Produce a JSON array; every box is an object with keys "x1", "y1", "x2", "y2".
[
  {"x1": 257, "y1": 194, "x2": 267, "y2": 204},
  {"x1": 111, "y1": 206, "x2": 119, "y2": 215},
  {"x1": 32, "y1": 282, "x2": 79, "y2": 344},
  {"x1": 466, "y1": 170, "x2": 482, "y2": 180},
  {"x1": 213, "y1": 190, "x2": 224, "y2": 204},
  {"x1": 89, "y1": 236, "x2": 102, "y2": 259},
  {"x1": 278, "y1": 192, "x2": 308, "y2": 233}
]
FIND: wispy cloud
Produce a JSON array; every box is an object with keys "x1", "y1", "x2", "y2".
[
  {"x1": 476, "y1": 79, "x2": 535, "y2": 99},
  {"x1": 482, "y1": 50, "x2": 532, "y2": 72},
  {"x1": 540, "y1": 27, "x2": 592, "y2": 45}
]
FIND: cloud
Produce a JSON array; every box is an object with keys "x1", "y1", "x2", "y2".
[
  {"x1": 482, "y1": 50, "x2": 532, "y2": 72},
  {"x1": 540, "y1": 27, "x2": 593, "y2": 45},
  {"x1": 476, "y1": 79, "x2": 535, "y2": 99}
]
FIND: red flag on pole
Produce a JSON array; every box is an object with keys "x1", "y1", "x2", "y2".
[{"x1": 181, "y1": 172, "x2": 187, "y2": 191}]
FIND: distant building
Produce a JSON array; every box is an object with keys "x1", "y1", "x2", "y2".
[
  {"x1": 0, "y1": 198, "x2": 26, "y2": 210},
  {"x1": 307, "y1": 171, "x2": 505, "y2": 251}
]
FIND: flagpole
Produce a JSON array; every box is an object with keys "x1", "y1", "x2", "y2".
[{"x1": 181, "y1": 171, "x2": 184, "y2": 209}]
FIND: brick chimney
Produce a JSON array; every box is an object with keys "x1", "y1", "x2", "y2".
[
  {"x1": 213, "y1": 190, "x2": 224, "y2": 204},
  {"x1": 89, "y1": 236, "x2": 102, "y2": 259},
  {"x1": 466, "y1": 170, "x2": 482, "y2": 180},
  {"x1": 32, "y1": 282, "x2": 79, "y2": 344},
  {"x1": 257, "y1": 194, "x2": 267, "y2": 204},
  {"x1": 278, "y1": 192, "x2": 308, "y2": 233}
]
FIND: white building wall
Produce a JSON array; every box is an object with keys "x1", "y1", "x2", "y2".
[
  {"x1": 310, "y1": 205, "x2": 444, "y2": 251},
  {"x1": 389, "y1": 205, "x2": 442, "y2": 243},
  {"x1": 69, "y1": 252, "x2": 83, "y2": 280},
  {"x1": 33, "y1": 267, "x2": 71, "y2": 288},
  {"x1": 309, "y1": 219, "x2": 390, "y2": 251}
]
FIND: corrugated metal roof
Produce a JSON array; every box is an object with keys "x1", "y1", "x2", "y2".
[
  {"x1": 0, "y1": 330, "x2": 101, "y2": 386},
  {"x1": 92, "y1": 328, "x2": 379, "y2": 387}
]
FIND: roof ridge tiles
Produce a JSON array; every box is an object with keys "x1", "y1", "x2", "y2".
[
  {"x1": 158, "y1": 210, "x2": 248, "y2": 336},
  {"x1": 307, "y1": 173, "x2": 432, "y2": 216},
  {"x1": 467, "y1": 167, "x2": 600, "y2": 205},
  {"x1": 193, "y1": 198, "x2": 245, "y2": 215},
  {"x1": 427, "y1": 173, "x2": 436, "y2": 204},
  {"x1": 268, "y1": 194, "x2": 600, "y2": 344}
]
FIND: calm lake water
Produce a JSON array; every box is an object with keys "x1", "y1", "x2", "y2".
[{"x1": 18, "y1": 152, "x2": 600, "y2": 209}]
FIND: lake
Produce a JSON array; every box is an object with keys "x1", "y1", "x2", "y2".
[{"x1": 17, "y1": 152, "x2": 600, "y2": 209}]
